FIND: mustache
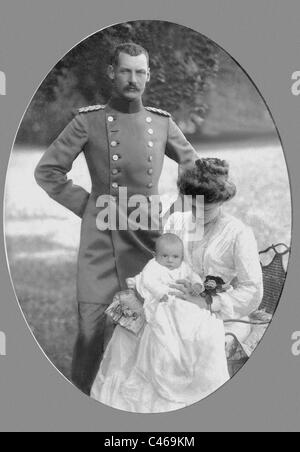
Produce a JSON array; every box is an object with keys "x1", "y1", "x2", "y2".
[{"x1": 125, "y1": 84, "x2": 139, "y2": 91}]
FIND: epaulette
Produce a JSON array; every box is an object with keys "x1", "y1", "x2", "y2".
[
  {"x1": 145, "y1": 106, "x2": 171, "y2": 117},
  {"x1": 78, "y1": 105, "x2": 106, "y2": 114}
]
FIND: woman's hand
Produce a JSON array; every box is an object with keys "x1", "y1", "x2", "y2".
[{"x1": 169, "y1": 279, "x2": 208, "y2": 309}]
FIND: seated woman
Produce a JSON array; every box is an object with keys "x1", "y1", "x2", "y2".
[
  {"x1": 91, "y1": 158, "x2": 263, "y2": 413},
  {"x1": 166, "y1": 158, "x2": 264, "y2": 349}
]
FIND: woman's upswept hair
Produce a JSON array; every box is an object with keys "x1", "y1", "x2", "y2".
[{"x1": 178, "y1": 158, "x2": 237, "y2": 203}]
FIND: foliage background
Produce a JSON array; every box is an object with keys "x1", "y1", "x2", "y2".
[{"x1": 16, "y1": 20, "x2": 275, "y2": 146}]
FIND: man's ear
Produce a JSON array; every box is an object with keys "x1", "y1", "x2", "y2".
[
  {"x1": 146, "y1": 68, "x2": 151, "y2": 83},
  {"x1": 107, "y1": 65, "x2": 115, "y2": 81}
]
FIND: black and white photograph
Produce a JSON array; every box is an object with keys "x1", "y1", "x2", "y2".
[{"x1": 4, "y1": 20, "x2": 292, "y2": 413}]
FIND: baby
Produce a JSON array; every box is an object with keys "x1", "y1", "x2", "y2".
[
  {"x1": 116, "y1": 234, "x2": 229, "y2": 408},
  {"x1": 96, "y1": 234, "x2": 229, "y2": 411},
  {"x1": 126, "y1": 233, "x2": 203, "y2": 308}
]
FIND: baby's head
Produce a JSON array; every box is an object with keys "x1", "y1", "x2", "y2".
[{"x1": 155, "y1": 233, "x2": 184, "y2": 270}]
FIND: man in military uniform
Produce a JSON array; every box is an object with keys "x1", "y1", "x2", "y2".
[{"x1": 34, "y1": 42, "x2": 198, "y2": 395}]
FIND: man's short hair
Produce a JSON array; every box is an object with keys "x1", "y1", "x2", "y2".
[{"x1": 111, "y1": 42, "x2": 150, "y2": 67}]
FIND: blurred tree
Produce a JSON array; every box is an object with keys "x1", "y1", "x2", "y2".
[{"x1": 16, "y1": 21, "x2": 219, "y2": 146}]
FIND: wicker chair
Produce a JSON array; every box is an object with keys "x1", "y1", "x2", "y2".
[{"x1": 226, "y1": 243, "x2": 291, "y2": 377}]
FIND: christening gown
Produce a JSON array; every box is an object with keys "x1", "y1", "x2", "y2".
[{"x1": 91, "y1": 211, "x2": 263, "y2": 412}]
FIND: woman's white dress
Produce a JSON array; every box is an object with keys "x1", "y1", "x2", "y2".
[
  {"x1": 91, "y1": 212, "x2": 263, "y2": 412},
  {"x1": 165, "y1": 211, "x2": 263, "y2": 342}
]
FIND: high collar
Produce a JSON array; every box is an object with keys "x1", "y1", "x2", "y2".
[{"x1": 108, "y1": 96, "x2": 144, "y2": 114}]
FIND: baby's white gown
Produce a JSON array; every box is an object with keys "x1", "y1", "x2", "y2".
[{"x1": 91, "y1": 259, "x2": 229, "y2": 413}]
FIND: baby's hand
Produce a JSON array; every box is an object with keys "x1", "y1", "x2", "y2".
[
  {"x1": 160, "y1": 295, "x2": 169, "y2": 303},
  {"x1": 126, "y1": 277, "x2": 136, "y2": 290},
  {"x1": 190, "y1": 283, "x2": 203, "y2": 297}
]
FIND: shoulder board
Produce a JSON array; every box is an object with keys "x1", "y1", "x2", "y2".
[
  {"x1": 145, "y1": 106, "x2": 171, "y2": 117},
  {"x1": 78, "y1": 105, "x2": 106, "y2": 114}
]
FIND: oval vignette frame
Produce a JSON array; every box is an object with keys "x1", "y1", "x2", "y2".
[{"x1": 3, "y1": 19, "x2": 292, "y2": 413}]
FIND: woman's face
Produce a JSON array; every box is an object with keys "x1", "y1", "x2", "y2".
[{"x1": 191, "y1": 198, "x2": 223, "y2": 223}]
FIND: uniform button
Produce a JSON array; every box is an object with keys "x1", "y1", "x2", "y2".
[
  {"x1": 112, "y1": 155, "x2": 119, "y2": 161},
  {"x1": 146, "y1": 117, "x2": 152, "y2": 123},
  {"x1": 147, "y1": 169, "x2": 153, "y2": 175},
  {"x1": 148, "y1": 128, "x2": 154, "y2": 135},
  {"x1": 148, "y1": 156, "x2": 153, "y2": 162},
  {"x1": 112, "y1": 183, "x2": 119, "y2": 189},
  {"x1": 148, "y1": 141, "x2": 154, "y2": 148},
  {"x1": 111, "y1": 141, "x2": 118, "y2": 147},
  {"x1": 111, "y1": 169, "x2": 119, "y2": 175},
  {"x1": 108, "y1": 116, "x2": 114, "y2": 122},
  {"x1": 147, "y1": 183, "x2": 153, "y2": 188}
]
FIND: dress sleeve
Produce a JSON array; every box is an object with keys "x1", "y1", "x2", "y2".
[
  {"x1": 189, "y1": 269, "x2": 204, "y2": 287},
  {"x1": 34, "y1": 114, "x2": 90, "y2": 218},
  {"x1": 165, "y1": 118, "x2": 198, "y2": 170},
  {"x1": 212, "y1": 226, "x2": 263, "y2": 319}
]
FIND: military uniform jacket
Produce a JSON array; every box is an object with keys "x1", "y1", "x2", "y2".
[{"x1": 35, "y1": 101, "x2": 198, "y2": 304}]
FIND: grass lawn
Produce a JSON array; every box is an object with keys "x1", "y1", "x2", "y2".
[{"x1": 4, "y1": 140, "x2": 292, "y2": 380}]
